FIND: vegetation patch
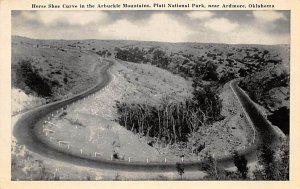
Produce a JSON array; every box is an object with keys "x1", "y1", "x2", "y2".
[
  {"x1": 116, "y1": 78, "x2": 223, "y2": 155},
  {"x1": 13, "y1": 60, "x2": 57, "y2": 97},
  {"x1": 12, "y1": 37, "x2": 103, "y2": 104}
]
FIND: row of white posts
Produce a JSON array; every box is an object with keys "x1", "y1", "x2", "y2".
[
  {"x1": 42, "y1": 89, "x2": 256, "y2": 164},
  {"x1": 43, "y1": 114, "x2": 216, "y2": 163},
  {"x1": 43, "y1": 116, "x2": 251, "y2": 163},
  {"x1": 43, "y1": 121, "x2": 195, "y2": 163}
]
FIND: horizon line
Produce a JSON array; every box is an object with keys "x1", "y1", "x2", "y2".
[{"x1": 12, "y1": 35, "x2": 290, "y2": 46}]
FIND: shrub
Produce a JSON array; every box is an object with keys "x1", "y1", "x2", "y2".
[
  {"x1": 202, "y1": 61, "x2": 218, "y2": 81},
  {"x1": 253, "y1": 142, "x2": 289, "y2": 180},
  {"x1": 233, "y1": 151, "x2": 248, "y2": 179},
  {"x1": 176, "y1": 163, "x2": 185, "y2": 179},
  {"x1": 15, "y1": 60, "x2": 53, "y2": 97}
]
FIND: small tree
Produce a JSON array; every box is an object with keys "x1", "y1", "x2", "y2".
[
  {"x1": 277, "y1": 139, "x2": 289, "y2": 180},
  {"x1": 233, "y1": 151, "x2": 249, "y2": 179},
  {"x1": 260, "y1": 145, "x2": 277, "y2": 180},
  {"x1": 254, "y1": 141, "x2": 289, "y2": 180},
  {"x1": 176, "y1": 163, "x2": 185, "y2": 180},
  {"x1": 199, "y1": 153, "x2": 242, "y2": 180},
  {"x1": 202, "y1": 61, "x2": 218, "y2": 81},
  {"x1": 199, "y1": 153, "x2": 220, "y2": 180}
]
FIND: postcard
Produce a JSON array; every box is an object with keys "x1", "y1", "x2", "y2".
[{"x1": 0, "y1": 0, "x2": 299, "y2": 188}]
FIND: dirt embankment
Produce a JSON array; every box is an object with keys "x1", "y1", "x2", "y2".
[{"x1": 200, "y1": 81, "x2": 254, "y2": 157}]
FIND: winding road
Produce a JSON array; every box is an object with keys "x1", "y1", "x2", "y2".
[{"x1": 13, "y1": 59, "x2": 282, "y2": 173}]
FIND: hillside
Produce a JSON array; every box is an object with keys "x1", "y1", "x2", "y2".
[
  {"x1": 13, "y1": 36, "x2": 289, "y2": 83},
  {"x1": 239, "y1": 63, "x2": 290, "y2": 134},
  {"x1": 11, "y1": 36, "x2": 104, "y2": 113}
]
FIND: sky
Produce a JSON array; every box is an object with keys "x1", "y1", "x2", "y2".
[{"x1": 12, "y1": 10, "x2": 290, "y2": 45}]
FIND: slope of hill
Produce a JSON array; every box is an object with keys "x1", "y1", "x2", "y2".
[
  {"x1": 239, "y1": 63, "x2": 290, "y2": 134},
  {"x1": 12, "y1": 36, "x2": 105, "y2": 113},
  {"x1": 12, "y1": 37, "x2": 102, "y2": 96}
]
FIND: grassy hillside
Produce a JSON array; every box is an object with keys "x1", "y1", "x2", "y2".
[
  {"x1": 12, "y1": 36, "x2": 103, "y2": 103},
  {"x1": 13, "y1": 36, "x2": 289, "y2": 85}
]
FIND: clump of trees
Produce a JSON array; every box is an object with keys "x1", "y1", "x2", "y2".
[
  {"x1": 268, "y1": 107, "x2": 289, "y2": 134},
  {"x1": 238, "y1": 68, "x2": 249, "y2": 77},
  {"x1": 239, "y1": 67, "x2": 289, "y2": 104},
  {"x1": 96, "y1": 49, "x2": 111, "y2": 57},
  {"x1": 116, "y1": 99, "x2": 203, "y2": 143},
  {"x1": 116, "y1": 83, "x2": 222, "y2": 146},
  {"x1": 253, "y1": 140, "x2": 289, "y2": 180},
  {"x1": 199, "y1": 153, "x2": 243, "y2": 180},
  {"x1": 115, "y1": 47, "x2": 146, "y2": 63},
  {"x1": 200, "y1": 142, "x2": 289, "y2": 181},
  {"x1": 115, "y1": 47, "x2": 171, "y2": 69},
  {"x1": 176, "y1": 163, "x2": 185, "y2": 179},
  {"x1": 12, "y1": 141, "x2": 61, "y2": 180},
  {"x1": 233, "y1": 151, "x2": 249, "y2": 179},
  {"x1": 151, "y1": 49, "x2": 170, "y2": 68},
  {"x1": 114, "y1": 46, "x2": 223, "y2": 82},
  {"x1": 202, "y1": 61, "x2": 218, "y2": 81},
  {"x1": 115, "y1": 46, "x2": 223, "y2": 147},
  {"x1": 192, "y1": 82, "x2": 223, "y2": 122},
  {"x1": 219, "y1": 72, "x2": 236, "y2": 84},
  {"x1": 13, "y1": 60, "x2": 57, "y2": 97}
]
